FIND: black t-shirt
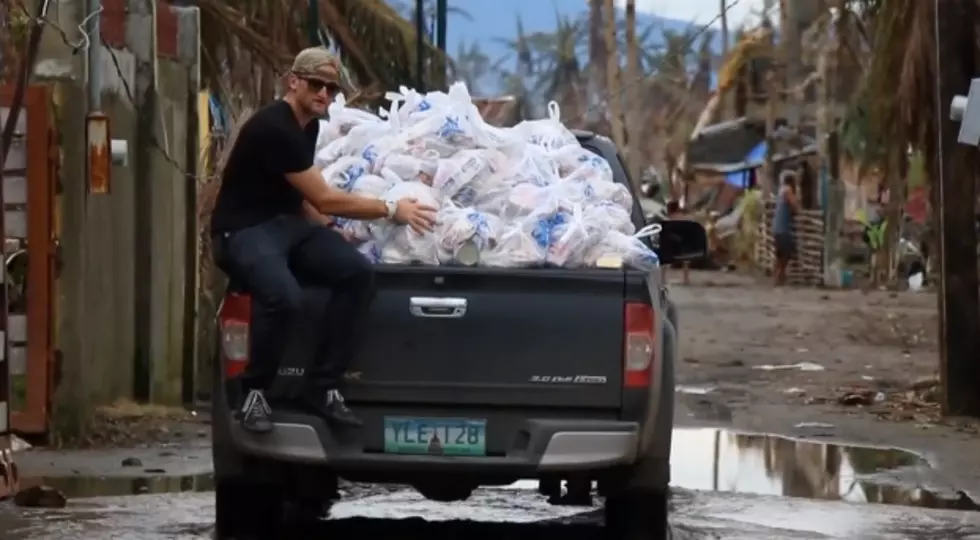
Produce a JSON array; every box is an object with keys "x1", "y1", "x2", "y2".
[{"x1": 211, "y1": 100, "x2": 320, "y2": 233}]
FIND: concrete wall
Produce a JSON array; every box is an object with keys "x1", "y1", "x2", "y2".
[
  {"x1": 28, "y1": 0, "x2": 200, "y2": 434},
  {"x1": 150, "y1": 58, "x2": 192, "y2": 403}
]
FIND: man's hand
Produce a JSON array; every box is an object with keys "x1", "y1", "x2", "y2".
[{"x1": 393, "y1": 198, "x2": 437, "y2": 234}]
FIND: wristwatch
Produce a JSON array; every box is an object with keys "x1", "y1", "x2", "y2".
[{"x1": 383, "y1": 199, "x2": 397, "y2": 220}]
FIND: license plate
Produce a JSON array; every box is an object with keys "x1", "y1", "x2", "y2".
[{"x1": 383, "y1": 416, "x2": 486, "y2": 456}]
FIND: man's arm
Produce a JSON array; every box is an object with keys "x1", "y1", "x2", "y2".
[
  {"x1": 286, "y1": 168, "x2": 390, "y2": 219},
  {"x1": 260, "y1": 124, "x2": 434, "y2": 231}
]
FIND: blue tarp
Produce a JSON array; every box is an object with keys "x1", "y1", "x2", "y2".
[{"x1": 723, "y1": 141, "x2": 767, "y2": 188}]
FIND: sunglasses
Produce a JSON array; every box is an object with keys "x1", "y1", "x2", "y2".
[{"x1": 298, "y1": 76, "x2": 341, "y2": 95}]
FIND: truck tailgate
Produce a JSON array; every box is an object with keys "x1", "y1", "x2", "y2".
[{"x1": 347, "y1": 266, "x2": 628, "y2": 409}]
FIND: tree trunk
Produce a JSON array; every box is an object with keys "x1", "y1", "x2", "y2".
[
  {"x1": 818, "y1": 20, "x2": 843, "y2": 288},
  {"x1": 587, "y1": 0, "x2": 606, "y2": 127},
  {"x1": 603, "y1": 0, "x2": 626, "y2": 150},
  {"x1": 624, "y1": 0, "x2": 642, "y2": 189}
]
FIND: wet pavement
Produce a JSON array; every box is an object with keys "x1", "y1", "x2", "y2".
[{"x1": 4, "y1": 428, "x2": 980, "y2": 539}]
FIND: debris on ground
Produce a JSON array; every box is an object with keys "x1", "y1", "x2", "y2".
[
  {"x1": 56, "y1": 399, "x2": 207, "y2": 449},
  {"x1": 753, "y1": 362, "x2": 825, "y2": 372},
  {"x1": 13, "y1": 485, "x2": 67, "y2": 508}
]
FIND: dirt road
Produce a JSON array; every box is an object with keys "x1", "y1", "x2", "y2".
[{"x1": 671, "y1": 270, "x2": 980, "y2": 498}]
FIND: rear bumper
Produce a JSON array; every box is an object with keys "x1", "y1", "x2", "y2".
[{"x1": 226, "y1": 411, "x2": 639, "y2": 475}]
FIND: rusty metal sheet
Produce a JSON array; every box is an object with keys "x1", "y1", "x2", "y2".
[
  {"x1": 87, "y1": 114, "x2": 111, "y2": 194},
  {"x1": 2, "y1": 174, "x2": 26, "y2": 205},
  {"x1": 3, "y1": 209, "x2": 26, "y2": 239}
]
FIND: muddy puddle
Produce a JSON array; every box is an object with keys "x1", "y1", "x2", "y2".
[
  {"x1": 670, "y1": 428, "x2": 979, "y2": 511},
  {"x1": 20, "y1": 428, "x2": 977, "y2": 514}
]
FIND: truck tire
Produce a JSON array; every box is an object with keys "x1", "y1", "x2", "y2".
[
  {"x1": 215, "y1": 478, "x2": 284, "y2": 539},
  {"x1": 604, "y1": 487, "x2": 669, "y2": 539}
]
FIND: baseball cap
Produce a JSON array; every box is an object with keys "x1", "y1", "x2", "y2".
[{"x1": 290, "y1": 47, "x2": 340, "y2": 83}]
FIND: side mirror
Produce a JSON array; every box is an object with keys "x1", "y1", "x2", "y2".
[{"x1": 656, "y1": 219, "x2": 708, "y2": 265}]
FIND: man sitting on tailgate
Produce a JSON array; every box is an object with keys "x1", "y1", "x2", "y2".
[{"x1": 210, "y1": 47, "x2": 436, "y2": 434}]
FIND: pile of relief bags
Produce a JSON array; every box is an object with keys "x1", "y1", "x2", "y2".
[{"x1": 315, "y1": 82, "x2": 660, "y2": 270}]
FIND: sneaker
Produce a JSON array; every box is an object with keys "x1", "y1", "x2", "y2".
[
  {"x1": 315, "y1": 389, "x2": 363, "y2": 428},
  {"x1": 239, "y1": 389, "x2": 274, "y2": 434}
]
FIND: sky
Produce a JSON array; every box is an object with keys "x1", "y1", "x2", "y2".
[{"x1": 618, "y1": 0, "x2": 771, "y2": 28}]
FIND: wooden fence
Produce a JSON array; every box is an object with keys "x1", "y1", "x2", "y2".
[{"x1": 754, "y1": 202, "x2": 825, "y2": 285}]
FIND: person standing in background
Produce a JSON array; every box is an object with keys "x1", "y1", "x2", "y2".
[{"x1": 771, "y1": 170, "x2": 801, "y2": 286}]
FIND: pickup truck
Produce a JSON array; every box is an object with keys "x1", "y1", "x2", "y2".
[{"x1": 210, "y1": 131, "x2": 707, "y2": 539}]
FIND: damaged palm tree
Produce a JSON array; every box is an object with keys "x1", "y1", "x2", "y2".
[{"x1": 194, "y1": 0, "x2": 450, "y2": 105}]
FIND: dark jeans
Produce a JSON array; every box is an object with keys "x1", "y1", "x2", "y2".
[{"x1": 213, "y1": 215, "x2": 375, "y2": 394}]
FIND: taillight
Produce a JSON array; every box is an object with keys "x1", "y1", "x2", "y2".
[
  {"x1": 219, "y1": 293, "x2": 251, "y2": 378},
  {"x1": 624, "y1": 302, "x2": 656, "y2": 388}
]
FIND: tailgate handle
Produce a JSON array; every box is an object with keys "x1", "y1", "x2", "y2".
[{"x1": 409, "y1": 297, "x2": 468, "y2": 318}]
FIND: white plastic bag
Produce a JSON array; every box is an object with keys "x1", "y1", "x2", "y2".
[
  {"x1": 515, "y1": 102, "x2": 579, "y2": 152},
  {"x1": 481, "y1": 225, "x2": 546, "y2": 267},
  {"x1": 320, "y1": 157, "x2": 369, "y2": 192},
  {"x1": 553, "y1": 146, "x2": 615, "y2": 184},
  {"x1": 383, "y1": 181, "x2": 441, "y2": 210},
  {"x1": 350, "y1": 174, "x2": 394, "y2": 199},
  {"x1": 584, "y1": 200, "x2": 635, "y2": 235},
  {"x1": 585, "y1": 228, "x2": 660, "y2": 271},
  {"x1": 382, "y1": 228, "x2": 439, "y2": 264},
  {"x1": 432, "y1": 150, "x2": 487, "y2": 199},
  {"x1": 520, "y1": 204, "x2": 594, "y2": 267},
  {"x1": 435, "y1": 206, "x2": 499, "y2": 265},
  {"x1": 325, "y1": 94, "x2": 383, "y2": 136}
]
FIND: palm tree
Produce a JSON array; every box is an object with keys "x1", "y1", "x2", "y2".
[
  {"x1": 451, "y1": 41, "x2": 492, "y2": 95},
  {"x1": 193, "y1": 0, "x2": 451, "y2": 107},
  {"x1": 492, "y1": 17, "x2": 539, "y2": 116},
  {"x1": 521, "y1": 12, "x2": 587, "y2": 124}
]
